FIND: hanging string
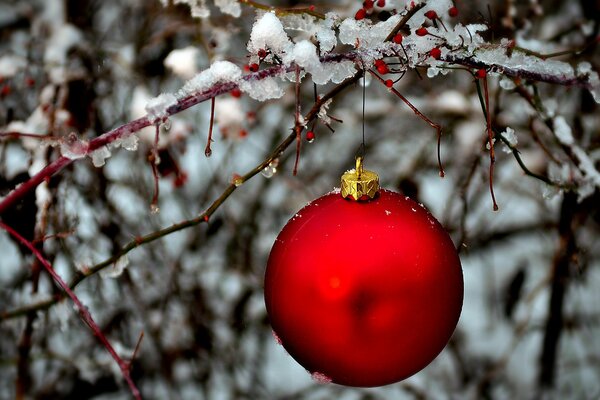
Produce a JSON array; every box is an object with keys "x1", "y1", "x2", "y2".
[{"x1": 357, "y1": 65, "x2": 367, "y2": 160}]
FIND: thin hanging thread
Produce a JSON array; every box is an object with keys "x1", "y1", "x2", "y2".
[{"x1": 358, "y1": 65, "x2": 367, "y2": 159}]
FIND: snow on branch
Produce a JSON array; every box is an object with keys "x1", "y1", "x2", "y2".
[{"x1": 2, "y1": 2, "x2": 598, "y2": 216}]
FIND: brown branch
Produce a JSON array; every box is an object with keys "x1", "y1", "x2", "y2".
[{"x1": 538, "y1": 191, "x2": 579, "y2": 389}]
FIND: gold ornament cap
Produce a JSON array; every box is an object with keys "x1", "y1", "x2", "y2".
[{"x1": 341, "y1": 157, "x2": 380, "y2": 200}]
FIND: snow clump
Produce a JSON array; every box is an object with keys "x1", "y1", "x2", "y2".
[{"x1": 145, "y1": 93, "x2": 178, "y2": 123}]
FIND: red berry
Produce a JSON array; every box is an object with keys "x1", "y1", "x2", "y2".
[
  {"x1": 257, "y1": 49, "x2": 267, "y2": 59},
  {"x1": 309, "y1": 5, "x2": 315, "y2": 11},
  {"x1": 376, "y1": 0, "x2": 385, "y2": 6},
  {"x1": 424, "y1": 10, "x2": 438, "y2": 20},
  {"x1": 363, "y1": 0, "x2": 374, "y2": 9},
  {"x1": 415, "y1": 27, "x2": 428, "y2": 36},
  {"x1": 231, "y1": 88, "x2": 242, "y2": 98},
  {"x1": 385, "y1": 79, "x2": 393, "y2": 87},
  {"x1": 374, "y1": 59, "x2": 385, "y2": 67},
  {"x1": 239, "y1": 129, "x2": 248, "y2": 138},
  {"x1": 355, "y1": 8, "x2": 366, "y2": 20},
  {"x1": 430, "y1": 47, "x2": 441, "y2": 59},
  {"x1": 393, "y1": 33, "x2": 403, "y2": 44},
  {"x1": 448, "y1": 6, "x2": 458, "y2": 17},
  {"x1": 476, "y1": 68, "x2": 487, "y2": 79},
  {"x1": 376, "y1": 63, "x2": 389, "y2": 75},
  {"x1": 306, "y1": 131, "x2": 315, "y2": 142},
  {"x1": 248, "y1": 63, "x2": 259, "y2": 72},
  {"x1": 203, "y1": 215, "x2": 209, "y2": 222}
]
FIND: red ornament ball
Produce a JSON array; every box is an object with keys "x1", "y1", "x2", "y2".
[{"x1": 265, "y1": 189, "x2": 463, "y2": 387}]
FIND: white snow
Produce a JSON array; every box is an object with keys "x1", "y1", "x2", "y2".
[
  {"x1": 247, "y1": 12, "x2": 294, "y2": 60},
  {"x1": 553, "y1": 116, "x2": 573, "y2": 145},
  {"x1": 145, "y1": 93, "x2": 178, "y2": 123},
  {"x1": 100, "y1": 254, "x2": 129, "y2": 279},
  {"x1": 164, "y1": 46, "x2": 199, "y2": 79},
  {"x1": 239, "y1": 76, "x2": 284, "y2": 101},
  {"x1": 339, "y1": 14, "x2": 401, "y2": 50},
  {"x1": 44, "y1": 24, "x2": 84, "y2": 83},
  {"x1": 501, "y1": 126, "x2": 518, "y2": 153},
  {"x1": 0, "y1": 54, "x2": 27, "y2": 78},
  {"x1": 214, "y1": 0, "x2": 241, "y2": 17},
  {"x1": 180, "y1": 60, "x2": 242, "y2": 97},
  {"x1": 315, "y1": 13, "x2": 338, "y2": 53},
  {"x1": 214, "y1": 97, "x2": 245, "y2": 136}
]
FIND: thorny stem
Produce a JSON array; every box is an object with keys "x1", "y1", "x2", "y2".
[
  {"x1": 443, "y1": 49, "x2": 597, "y2": 91},
  {"x1": 150, "y1": 124, "x2": 161, "y2": 212},
  {"x1": 0, "y1": 221, "x2": 142, "y2": 400},
  {"x1": 369, "y1": 69, "x2": 445, "y2": 177},
  {"x1": 475, "y1": 78, "x2": 499, "y2": 211},
  {"x1": 483, "y1": 76, "x2": 499, "y2": 211},
  {"x1": 205, "y1": 97, "x2": 215, "y2": 157},
  {"x1": 293, "y1": 65, "x2": 302, "y2": 176}
]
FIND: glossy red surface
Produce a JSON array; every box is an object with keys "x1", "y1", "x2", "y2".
[{"x1": 264, "y1": 189, "x2": 463, "y2": 387}]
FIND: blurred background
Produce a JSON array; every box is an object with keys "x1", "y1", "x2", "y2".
[{"x1": 0, "y1": 0, "x2": 599, "y2": 398}]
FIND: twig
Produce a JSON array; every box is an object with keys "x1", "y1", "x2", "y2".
[
  {"x1": 369, "y1": 69, "x2": 445, "y2": 177},
  {"x1": 293, "y1": 65, "x2": 302, "y2": 176},
  {"x1": 1, "y1": 64, "x2": 365, "y2": 321},
  {"x1": 0, "y1": 221, "x2": 141, "y2": 400},
  {"x1": 238, "y1": 0, "x2": 325, "y2": 19},
  {"x1": 204, "y1": 97, "x2": 215, "y2": 157},
  {"x1": 475, "y1": 78, "x2": 499, "y2": 211}
]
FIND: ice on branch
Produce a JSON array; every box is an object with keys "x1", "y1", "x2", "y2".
[
  {"x1": 473, "y1": 41, "x2": 575, "y2": 79},
  {"x1": 90, "y1": 146, "x2": 112, "y2": 167},
  {"x1": 100, "y1": 254, "x2": 129, "y2": 279},
  {"x1": 576, "y1": 62, "x2": 600, "y2": 103},
  {"x1": 60, "y1": 132, "x2": 90, "y2": 160},
  {"x1": 500, "y1": 127, "x2": 517, "y2": 153},
  {"x1": 552, "y1": 116, "x2": 600, "y2": 200},
  {"x1": 239, "y1": 77, "x2": 284, "y2": 101},
  {"x1": 145, "y1": 93, "x2": 178, "y2": 123},
  {"x1": 248, "y1": 12, "x2": 294, "y2": 62},
  {"x1": 180, "y1": 61, "x2": 242, "y2": 97},
  {"x1": 316, "y1": 13, "x2": 338, "y2": 53},
  {"x1": 339, "y1": 14, "x2": 401, "y2": 50},
  {"x1": 553, "y1": 116, "x2": 574, "y2": 146}
]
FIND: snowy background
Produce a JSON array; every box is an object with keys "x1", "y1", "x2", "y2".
[{"x1": 1, "y1": 0, "x2": 599, "y2": 398}]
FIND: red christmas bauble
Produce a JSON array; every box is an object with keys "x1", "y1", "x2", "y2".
[{"x1": 264, "y1": 189, "x2": 463, "y2": 387}]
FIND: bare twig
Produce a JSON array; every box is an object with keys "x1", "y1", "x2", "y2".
[{"x1": 0, "y1": 221, "x2": 141, "y2": 400}]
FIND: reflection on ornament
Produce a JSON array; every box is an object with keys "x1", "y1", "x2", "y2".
[{"x1": 264, "y1": 158, "x2": 463, "y2": 387}]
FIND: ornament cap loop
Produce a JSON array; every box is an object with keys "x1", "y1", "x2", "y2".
[{"x1": 341, "y1": 156, "x2": 380, "y2": 200}]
